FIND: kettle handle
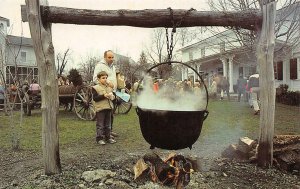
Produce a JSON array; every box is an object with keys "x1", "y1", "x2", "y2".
[{"x1": 203, "y1": 110, "x2": 209, "y2": 121}]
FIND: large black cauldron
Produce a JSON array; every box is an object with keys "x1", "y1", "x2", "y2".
[
  {"x1": 136, "y1": 61, "x2": 209, "y2": 150},
  {"x1": 136, "y1": 107, "x2": 209, "y2": 150}
]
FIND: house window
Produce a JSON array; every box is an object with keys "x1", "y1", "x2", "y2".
[
  {"x1": 217, "y1": 67, "x2": 223, "y2": 75},
  {"x1": 274, "y1": 61, "x2": 283, "y2": 80},
  {"x1": 220, "y1": 42, "x2": 225, "y2": 53},
  {"x1": 239, "y1": 67, "x2": 243, "y2": 77},
  {"x1": 6, "y1": 66, "x2": 14, "y2": 84},
  {"x1": 201, "y1": 48, "x2": 205, "y2": 57},
  {"x1": 21, "y1": 51, "x2": 26, "y2": 62},
  {"x1": 290, "y1": 58, "x2": 297, "y2": 80},
  {"x1": 244, "y1": 66, "x2": 256, "y2": 78},
  {"x1": 188, "y1": 52, "x2": 193, "y2": 60}
]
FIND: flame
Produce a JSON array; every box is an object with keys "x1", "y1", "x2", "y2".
[{"x1": 137, "y1": 153, "x2": 194, "y2": 188}]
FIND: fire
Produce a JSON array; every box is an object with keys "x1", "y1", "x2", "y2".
[{"x1": 134, "y1": 152, "x2": 195, "y2": 189}]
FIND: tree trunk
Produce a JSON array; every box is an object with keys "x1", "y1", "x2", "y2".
[
  {"x1": 25, "y1": 0, "x2": 61, "y2": 175},
  {"x1": 21, "y1": 5, "x2": 262, "y2": 30},
  {"x1": 256, "y1": 0, "x2": 276, "y2": 168}
]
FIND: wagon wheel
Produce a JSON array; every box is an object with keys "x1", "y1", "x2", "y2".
[
  {"x1": 22, "y1": 93, "x2": 32, "y2": 116},
  {"x1": 114, "y1": 96, "x2": 132, "y2": 114},
  {"x1": 74, "y1": 86, "x2": 96, "y2": 121}
]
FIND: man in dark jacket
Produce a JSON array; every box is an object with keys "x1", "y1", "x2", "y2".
[{"x1": 237, "y1": 75, "x2": 247, "y2": 102}]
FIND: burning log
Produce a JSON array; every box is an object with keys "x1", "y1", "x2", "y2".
[
  {"x1": 134, "y1": 152, "x2": 194, "y2": 188},
  {"x1": 143, "y1": 153, "x2": 176, "y2": 185}
]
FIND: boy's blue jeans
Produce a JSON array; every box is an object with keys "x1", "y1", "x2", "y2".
[{"x1": 96, "y1": 109, "x2": 112, "y2": 141}]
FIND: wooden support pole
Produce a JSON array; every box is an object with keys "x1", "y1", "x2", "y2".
[
  {"x1": 21, "y1": 5, "x2": 262, "y2": 30},
  {"x1": 25, "y1": 0, "x2": 61, "y2": 175},
  {"x1": 256, "y1": 0, "x2": 276, "y2": 168}
]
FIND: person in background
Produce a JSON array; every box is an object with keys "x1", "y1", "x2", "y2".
[
  {"x1": 237, "y1": 74, "x2": 247, "y2": 102},
  {"x1": 248, "y1": 73, "x2": 260, "y2": 115},
  {"x1": 93, "y1": 50, "x2": 118, "y2": 138},
  {"x1": 92, "y1": 71, "x2": 116, "y2": 145},
  {"x1": 65, "y1": 79, "x2": 70, "y2": 85},
  {"x1": 193, "y1": 81, "x2": 201, "y2": 95},
  {"x1": 116, "y1": 70, "x2": 125, "y2": 90},
  {"x1": 58, "y1": 76, "x2": 65, "y2": 86},
  {"x1": 133, "y1": 80, "x2": 139, "y2": 93},
  {"x1": 245, "y1": 78, "x2": 252, "y2": 107},
  {"x1": 125, "y1": 80, "x2": 132, "y2": 93},
  {"x1": 210, "y1": 79, "x2": 217, "y2": 99},
  {"x1": 29, "y1": 79, "x2": 41, "y2": 95},
  {"x1": 153, "y1": 79, "x2": 159, "y2": 93},
  {"x1": 9, "y1": 83, "x2": 18, "y2": 103},
  {"x1": 115, "y1": 70, "x2": 131, "y2": 103}
]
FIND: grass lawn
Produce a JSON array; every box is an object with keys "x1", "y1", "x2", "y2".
[{"x1": 0, "y1": 100, "x2": 299, "y2": 152}]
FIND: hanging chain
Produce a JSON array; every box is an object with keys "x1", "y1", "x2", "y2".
[{"x1": 165, "y1": 8, "x2": 195, "y2": 63}]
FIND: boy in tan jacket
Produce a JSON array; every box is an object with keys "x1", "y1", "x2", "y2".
[{"x1": 92, "y1": 71, "x2": 116, "y2": 145}]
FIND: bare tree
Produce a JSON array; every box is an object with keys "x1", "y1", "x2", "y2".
[
  {"x1": 146, "y1": 28, "x2": 166, "y2": 65},
  {"x1": 138, "y1": 51, "x2": 148, "y2": 65},
  {"x1": 145, "y1": 25, "x2": 203, "y2": 79},
  {"x1": 114, "y1": 54, "x2": 132, "y2": 80},
  {"x1": 78, "y1": 55, "x2": 99, "y2": 83},
  {"x1": 176, "y1": 27, "x2": 202, "y2": 47},
  {"x1": 130, "y1": 51, "x2": 151, "y2": 82},
  {"x1": 0, "y1": 30, "x2": 28, "y2": 150},
  {"x1": 56, "y1": 48, "x2": 71, "y2": 76},
  {"x1": 0, "y1": 49, "x2": 8, "y2": 115},
  {"x1": 207, "y1": 0, "x2": 300, "y2": 56}
]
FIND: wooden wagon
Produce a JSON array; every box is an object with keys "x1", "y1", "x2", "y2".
[{"x1": 22, "y1": 83, "x2": 132, "y2": 120}]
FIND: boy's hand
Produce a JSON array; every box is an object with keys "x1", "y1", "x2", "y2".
[{"x1": 106, "y1": 81, "x2": 114, "y2": 88}]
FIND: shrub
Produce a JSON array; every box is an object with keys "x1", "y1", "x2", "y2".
[{"x1": 276, "y1": 84, "x2": 300, "y2": 106}]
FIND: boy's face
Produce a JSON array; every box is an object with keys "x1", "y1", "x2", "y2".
[{"x1": 98, "y1": 75, "x2": 108, "y2": 85}]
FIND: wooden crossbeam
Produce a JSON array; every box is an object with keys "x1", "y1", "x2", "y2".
[{"x1": 21, "y1": 5, "x2": 262, "y2": 30}]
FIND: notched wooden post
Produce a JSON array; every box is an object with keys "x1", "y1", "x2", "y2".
[
  {"x1": 25, "y1": 0, "x2": 61, "y2": 175},
  {"x1": 256, "y1": 0, "x2": 276, "y2": 168}
]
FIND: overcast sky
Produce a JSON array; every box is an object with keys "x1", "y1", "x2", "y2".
[{"x1": 0, "y1": 0, "x2": 210, "y2": 68}]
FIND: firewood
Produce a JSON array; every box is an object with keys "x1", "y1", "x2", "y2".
[
  {"x1": 133, "y1": 158, "x2": 149, "y2": 180},
  {"x1": 143, "y1": 152, "x2": 176, "y2": 185}
]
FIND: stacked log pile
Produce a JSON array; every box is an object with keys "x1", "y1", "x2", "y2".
[{"x1": 222, "y1": 135, "x2": 300, "y2": 172}]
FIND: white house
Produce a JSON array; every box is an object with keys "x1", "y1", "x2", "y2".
[
  {"x1": 0, "y1": 16, "x2": 38, "y2": 85},
  {"x1": 178, "y1": 2, "x2": 300, "y2": 92}
]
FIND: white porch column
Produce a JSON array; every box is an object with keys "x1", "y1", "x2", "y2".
[
  {"x1": 197, "y1": 64, "x2": 201, "y2": 79},
  {"x1": 193, "y1": 64, "x2": 197, "y2": 82},
  {"x1": 228, "y1": 56, "x2": 234, "y2": 93},
  {"x1": 181, "y1": 66, "x2": 185, "y2": 80},
  {"x1": 297, "y1": 57, "x2": 300, "y2": 80},
  {"x1": 221, "y1": 58, "x2": 227, "y2": 77}
]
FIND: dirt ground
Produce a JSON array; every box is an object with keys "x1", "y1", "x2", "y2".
[{"x1": 0, "y1": 136, "x2": 299, "y2": 189}]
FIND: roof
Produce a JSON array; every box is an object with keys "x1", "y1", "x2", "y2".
[
  {"x1": 179, "y1": 2, "x2": 300, "y2": 52},
  {"x1": 114, "y1": 53, "x2": 137, "y2": 64},
  {"x1": 277, "y1": 1, "x2": 300, "y2": 13},
  {"x1": 0, "y1": 16, "x2": 10, "y2": 27},
  {"x1": 178, "y1": 29, "x2": 234, "y2": 52},
  {"x1": 6, "y1": 35, "x2": 33, "y2": 46}
]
